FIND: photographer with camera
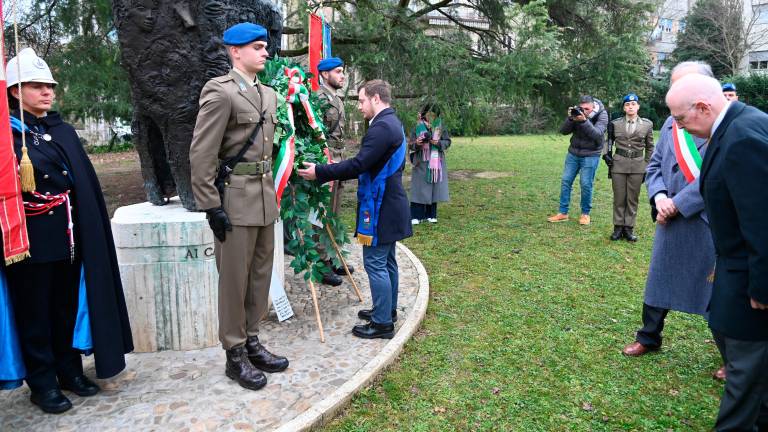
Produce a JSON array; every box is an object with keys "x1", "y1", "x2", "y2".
[{"x1": 547, "y1": 95, "x2": 608, "y2": 225}]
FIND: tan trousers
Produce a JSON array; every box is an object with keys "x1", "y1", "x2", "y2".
[
  {"x1": 215, "y1": 224, "x2": 274, "y2": 350},
  {"x1": 611, "y1": 173, "x2": 644, "y2": 227},
  {"x1": 318, "y1": 146, "x2": 346, "y2": 261}
]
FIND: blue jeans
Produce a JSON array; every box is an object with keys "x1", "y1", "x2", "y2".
[
  {"x1": 362, "y1": 242, "x2": 399, "y2": 325},
  {"x1": 558, "y1": 153, "x2": 600, "y2": 215}
]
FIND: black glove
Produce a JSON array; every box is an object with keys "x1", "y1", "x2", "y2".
[
  {"x1": 602, "y1": 153, "x2": 614, "y2": 167},
  {"x1": 206, "y1": 207, "x2": 232, "y2": 242}
]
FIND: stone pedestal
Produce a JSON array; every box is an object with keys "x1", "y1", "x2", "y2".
[
  {"x1": 112, "y1": 198, "x2": 218, "y2": 352},
  {"x1": 112, "y1": 198, "x2": 288, "y2": 352}
]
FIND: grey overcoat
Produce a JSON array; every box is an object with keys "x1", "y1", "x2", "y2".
[
  {"x1": 643, "y1": 116, "x2": 715, "y2": 315},
  {"x1": 409, "y1": 129, "x2": 450, "y2": 204}
]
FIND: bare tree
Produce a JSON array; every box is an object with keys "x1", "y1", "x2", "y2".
[{"x1": 674, "y1": 0, "x2": 768, "y2": 75}]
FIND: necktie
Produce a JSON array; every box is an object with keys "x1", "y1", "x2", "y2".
[{"x1": 628, "y1": 120, "x2": 635, "y2": 135}]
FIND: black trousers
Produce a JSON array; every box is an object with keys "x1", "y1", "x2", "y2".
[
  {"x1": 410, "y1": 202, "x2": 437, "y2": 220},
  {"x1": 636, "y1": 304, "x2": 728, "y2": 365},
  {"x1": 6, "y1": 260, "x2": 83, "y2": 393},
  {"x1": 714, "y1": 336, "x2": 768, "y2": 431},
  {"x1": 635, "y1": 303, "x2": 669, "y2": 348}
]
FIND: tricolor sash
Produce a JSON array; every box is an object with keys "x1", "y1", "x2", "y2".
[
  {"x1": 356, "y1": 131, "x2": 407, "y2": 246},
  {"x1": 671, "y1": 121, "x2": 703, "y2": 183}
]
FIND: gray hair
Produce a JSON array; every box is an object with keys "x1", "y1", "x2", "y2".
[{"x1": 671, "y1": 61, "x2": 714, "y2": 78}]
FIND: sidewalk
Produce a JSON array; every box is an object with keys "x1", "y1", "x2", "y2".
[{"x1": 0, "y1": 243, "x2": 429, "y2": 432}]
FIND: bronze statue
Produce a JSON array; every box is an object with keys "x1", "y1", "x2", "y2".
[{"x1": 113, "y1": 0, "x2": 283, "y2": 210}]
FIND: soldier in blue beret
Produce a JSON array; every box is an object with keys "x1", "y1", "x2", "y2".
[
  {"x1": 722, "y1": 82, "x2": 738, "y2": 101},
  {"x1": 312, "y1": 56, "x2": 351, "y2": 286},
  {"x1": 222, "y1": 22, "x2": 269, "y2": 46},
  {"x1": 190, "y1": 22, "x2": 289, "y2": 391},
  {"x1": 605, "y1": 93, "x2": 654, "y2": 241},
  {"x1": 317, "y1": 57, "x2": 344, "y2": 72}
]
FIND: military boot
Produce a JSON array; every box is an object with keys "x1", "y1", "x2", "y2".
[
  {"x1": 225, "y1": 346, "x2": 267, "y2": 390},
  {"x1": 610, "y1": 225, "x2": 623, "y2": 241},
  {"x1": 321, "y1": 267, "x2": 343, "y2": 286},
  {"x1": 623, "y1": 226, "x2": 638, "y2": 242},
  {"x1": 246, "y1": 336, "x2": 289, "y2": 373}
]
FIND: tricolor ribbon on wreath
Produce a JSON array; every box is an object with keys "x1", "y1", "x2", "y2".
[
  {"x1": 671, "y1": 121, "x2": 703, "y2": 183},
  {"x1": 273, "y1": 66, "x2": 333, "y2": 208}
]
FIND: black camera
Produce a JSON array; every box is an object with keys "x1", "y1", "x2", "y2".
[{"x1": 569, "y1": 106, "x2": 584, "y2": 117}]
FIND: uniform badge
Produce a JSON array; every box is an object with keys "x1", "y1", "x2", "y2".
[
  {"x1": 42, "y1": 134, "x2": 52, "y2": 141},
  {"x1": 238, "y1": 81, "x2": 247, "y2": 92}
]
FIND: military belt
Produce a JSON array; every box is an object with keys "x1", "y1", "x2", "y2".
[
  {"x1": 616, "y1": 148, "x2": 642, "y2": 159},
  {"x1": 230, "y1": 160, "x2": 272, "y2": 176}
]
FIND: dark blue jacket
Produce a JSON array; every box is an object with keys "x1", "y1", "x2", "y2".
[
  {"x1": 700, "y1": 101, "x2": 768, "y2": 340},
  {"x1": 559, "y1": 99, "x2": 608, "y2": 157},
  {"x1": 11, "y1": 112, "x2": 76, "y2": 263},
  {"x1": 9, "y1": 111, "x2": 134, "y2": 378},
  {"x1": 316, "y1": 107, "x2": 412, "y2": 244}
]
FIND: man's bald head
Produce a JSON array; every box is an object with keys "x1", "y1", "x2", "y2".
[{"x1": 666, "y1": 74, "x2": 728, "y2": 138}]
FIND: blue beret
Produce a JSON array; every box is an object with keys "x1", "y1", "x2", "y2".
[
  {"x1": 317, "y1": 57, "x2": 344, "y2": 71},
  {"x1": 223, "y1": 23, "x2": 268, "y2": 46},
  {"x1": 722, "y1": 82, "x2": 737, "y2": 92},
  {"x1": 623, "y1": 93, "x2": 639, "y2": 103}
]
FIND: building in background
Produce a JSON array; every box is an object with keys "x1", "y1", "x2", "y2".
[
  {"x1": 647, "y1": 0, "x2": 693, "y2": 76},
  {"x1": 647, "y1": 0, "x2": 768, "y2": 76}
]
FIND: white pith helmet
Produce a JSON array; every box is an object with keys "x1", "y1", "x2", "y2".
[{"x1": 5, "y1": 48, "x2": 58, "y2": 88}]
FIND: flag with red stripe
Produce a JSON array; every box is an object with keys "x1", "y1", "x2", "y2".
[
  {"x1": 308, "y1": 13, "x2": 323, "y2": 92},
  {"x1": 0, "y1": 2, "x2": 30, "y2": 265}
]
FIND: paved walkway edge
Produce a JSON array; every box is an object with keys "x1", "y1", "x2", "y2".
[{"x1": 275, "y1": 243, "x2": 429, "y2": 432}]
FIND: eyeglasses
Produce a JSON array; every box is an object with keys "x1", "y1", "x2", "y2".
[
  {"x1": 672, "y1": 101, "x2": 711, "y2": 124},
  {"x1": 671, "y1": 103, "x2": 697, "y2": 124}
]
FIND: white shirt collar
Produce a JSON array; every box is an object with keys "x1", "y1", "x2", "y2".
[
  {"x1": 368, "y1": 107, "x2": 387, "y2": 125},
  {"x1": 710, "y1": 101, "x2": 732, "y2": 138}
]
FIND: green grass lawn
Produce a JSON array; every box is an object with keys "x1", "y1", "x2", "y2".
[{"x1": 326, "y1": 135, "x2": 722, "y2": 431}]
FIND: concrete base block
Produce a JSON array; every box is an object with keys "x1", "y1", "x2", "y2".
[{"x1": 112, "y1": 198, "x2": 218, "y2": 352}]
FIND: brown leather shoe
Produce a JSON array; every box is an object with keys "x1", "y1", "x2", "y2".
[
  {"x1": 622, "y1": 341, "x2": 657, "y2": 357},
  {"x1": 547, "y1": 213, "x2": 569, "y2": 223},
  {"x1": 713, "y1": 366, "x2": 726, "y2": 381},
  {"x1": 579, "y1": 214, "x2": 591, "y2": 225}
]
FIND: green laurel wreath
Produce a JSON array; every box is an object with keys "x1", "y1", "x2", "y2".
[{"x1": 259, "y1": 57, "x2": 351, "y2": 282}]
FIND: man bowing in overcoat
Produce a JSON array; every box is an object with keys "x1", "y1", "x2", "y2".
[
  {"x1": 621, "y1": 61, "x2": 724, "y2": 380},
  {"x1": 669, "y1": 72, "x2": 768, "y2": 432}
]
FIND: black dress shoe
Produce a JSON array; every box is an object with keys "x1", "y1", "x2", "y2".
[
  {"x1": 357, "y1": 308, "x2": 398, "y2": 323},
  {"x1": 245, "y1": 336, "x2": 289, "y2": 373},
  {"x1": 60, "y1": 374, "x2": 100, "y2": 397},
  {"x1": 321, "y1": 271, "x2": 343, "y2": 286},
  {"x1": 623, "y1": 226, "x2": 638, "y2": 242},
  {"x1": 610, "y1": 225, "x2": 623, "y2": 241},
  {"x1": 225, "y1": 346, "x2": 267, "y2": 390},
  {"x1": 30, "y1": 389, "x2": 72, "y2": 414},
  {"x1": 352, "y1": 322, "x2": 395, "y2": 339},
  {"x1": 333, "y1": 263, "x2": 354, "y2": 275}
]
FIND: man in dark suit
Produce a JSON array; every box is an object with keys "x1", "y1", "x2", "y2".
[
  {"x1": 667, "y1": 73, "x2": 768, "y2": 431},
  {"x1": 298, "y1": 79, "x2": 412, "y2": 339}
]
